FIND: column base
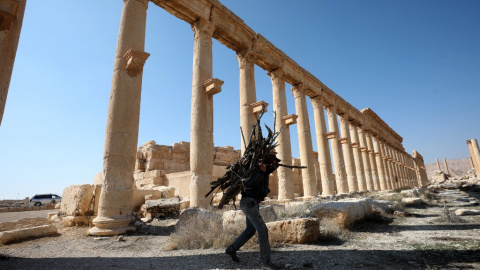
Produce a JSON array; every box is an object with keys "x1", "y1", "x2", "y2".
[
  {"x1": 88, "y1": 215, "x2": 135, "y2": 236},
  {"x1": 296, "y1": 196, "x2": 315, "y2": 201}
]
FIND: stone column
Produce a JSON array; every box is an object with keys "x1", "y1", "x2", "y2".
[
  {"x1": 338, "y1": 113, "x2": 358, "y2": 192},
  {"x1": 358, "y1": 128, "x2": 374, "y2": 191},
  {"x1": 311, "y1": 97, "x2": 335, "y2": 196},
  {"x1": 442, "y1": 157, "x2": 450, "y2": 175},
  {"x1": 268, "y1": 68, "x2": 294, "y2": 201},
  {"x1": 237, "y1": 51, "x2": 257, "y2": 154},
  {"x1": 381, "y1": 141, "x2": 393, "y2": 189},
  {"x1": 325, "y1": 105, "x2": 348, "y2": 194},
  {"x1": 313, "y1": 151, "x2": 322, "y2": 194},
  {"x1": 349, "y1": 123, "x2": 367, "y2": 191},
  {"x1": 0, "y1": 0, "x2": 26, "y2": 125},
  {"x1": 466, "y1": 139, "x2": 480, "y2": 176},
  {"x1": 291, "y1": 84, "x2": 317, "y2": 198},
  {"x1": 189, "y1": 18, "x2": 216, "y2": 208},
  {"x1": 365, "y1": 131, "x2": 379, "y2": 190},
  {"x1": 436, "y1": 158, "x2": 441, "y2": 171},
  {"x1": 412, "y1": 150, "x2": 429, "y2": 187},
  {"x1": 89, "y1": 0, "x2": 149, "y2": 236},
  {"x1": 471, "y1": 139, "x2": 480, "y2": 180},
  {"x1": 373, "y1": 136, "x2": 387, "y2": 190}
]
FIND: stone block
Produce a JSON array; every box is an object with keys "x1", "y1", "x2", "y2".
[
  {"x1": 145, "y1": 197, "x2": 180, "y2": 215},
  {"x1": 222, "y1": 209, "x2": 245, "y2": 233},
  {"x1": 260, "y1": 205, "x2": 277, "y2": 223},
  {"x1": 455, "y1": 209, "x2": 480, "y2": 216},
  {"x1": 164, "y1": 171, "x2": 191, "y2": 198},
  {"x1": 146, "y1": 159, "x2": 164, "y2": 171},
  {"x1": 93, "y1": 171, "x2": 104, "y2": 185},
  {"x1": 376, "y1": 192, "x2": 403, "y2": 201},
  {"x1": 267, "y1": 218, "x2": 319, "y2": 244},
  {"x1": 401, "y1": 197, "x2": 423, "y2": 206},
  {"x1": 60, "y1": 184, "x2": 99, "y2": 216},
  {"x1": 0, "y1": 224, "x2": 58, "y2": 244},
  {"x1": 400, "y1": 188, "x2": 425, "y2": 197},
  {"x1": 176, "y1": 208, "x2": 221, "y2": 230},
  {"x1": 312, "y1": 198, "x2": 372, "y2": 228}
]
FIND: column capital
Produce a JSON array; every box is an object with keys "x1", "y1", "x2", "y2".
[
  {"x1": 192, "y1": 18, "x2": 215, "y2": 40},
  {"x1": 123, "y1": 49, "x2": 150, "y2": 77},
  {"x1": 282, "y1": 114, "x2": 298, "y2": 126},
  {"x1": 236, "y1": 50, "x2": 256, "y2": 70},
  {"x1": 127, "y1": 0, "x2": 149, "y2": 7},
  {"x1": 310, "y1": 96, "x2": 324, "y2": 109},
  {"x1": 267, "y1": 67, "x2": 284, "y2": 82},
  {"x1": 203, "y1": 78, "x2": 223, "y2": 95},
  {"x1": 291, "y1": 84, "x2": 306, "y2": 99}
]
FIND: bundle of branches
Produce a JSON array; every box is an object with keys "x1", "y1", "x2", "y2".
[{"x1": 206, "y1": 111, "x2": 307, "y2": 209}]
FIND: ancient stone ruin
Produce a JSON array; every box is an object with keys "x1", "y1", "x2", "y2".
[{"x1": 1, "y1": 0, "x2": 431, "y2": 236}]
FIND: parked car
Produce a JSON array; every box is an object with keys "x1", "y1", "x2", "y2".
[{"x1": 30, "y1": 194, "x2": 62, "y2": 206}]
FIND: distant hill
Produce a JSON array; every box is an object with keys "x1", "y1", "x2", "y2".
[{"x1": 425, "y1": 158, "x2": 474, "y2": 179}]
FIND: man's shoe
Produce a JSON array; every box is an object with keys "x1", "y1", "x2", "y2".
[
  {"x1": 261, "y1": 261, "x2": 281, "y2": 270},
  {"x1": 225, "y1": 246, "x2": 240, "y2": 263}
]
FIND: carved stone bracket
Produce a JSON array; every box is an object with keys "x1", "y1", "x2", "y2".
[
  {"x1": 325, "y1": 131, "x2": 336, "y2": 140},
  {"x1": 351, "y1": 142, "x2": 359, "y2": 148},
  {"x1": 282, "y1": 114, "x2": 298, "y2": 126},
  {"x1": 203, "y1": 78, "x2": 224, "y2": 95},
  {"x1": 250, "y1": 100, "x2": 268, "y2": 115},
  {"x1": 123, "y1": 49, "x2": 150, "y2": 77},
  {"x1": 0, "y1": 0, "x2": 18, "y2": 31},
  {"x1": 359, "y1": 147, "x2": 367, "y2": 152},
  {"x1": 339, "y1": 137, "x2": 348, "y2": 144}
]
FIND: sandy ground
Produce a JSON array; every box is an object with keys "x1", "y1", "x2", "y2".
[{"x1": 1, "y1": 189, "x2": 480, "y2": 270}]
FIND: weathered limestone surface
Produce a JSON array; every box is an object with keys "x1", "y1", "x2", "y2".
[
  {"x1": 312, "y1": 198, "x2": 372, "y2": 227},
  {"x1": 0, "y1": 0, "x2": 26, "y2": 126},
  {"x1": 311, "y1": 97, "x2": 335, "y2": 196},
  {"x1": 267, "y1": 218, "x2": 319, "y2": 244},
  {"x1": 269, "y1": 68, "x2": 295, "y2": 201},
  {"x1": 222, "y1": 205, "x2": 278, "y2": 233},
  {"x1": 292, "y1": 85, "x2": 317, "y2": 198},
  {"x1": 189, "y1": 18, "x2": 216, "y2": 208},
  {"x1": 401, "y1": 197, "x2": 423, "y2": 206},
  {"x1": 455, "y1": 209, "x2": 480, "y2": 216},
  {"x1": 338, "y1": 113, "x2": 358, "y2": 192},
  {"x1": 0, "y1": 217, "x2": 57, "y2": 245},
  {"x1": 89, "y1": 0, "x2": 149, "y2": 236},
  {"x1": 326, "y1": 105, "x2": 348, "y2": 194}
]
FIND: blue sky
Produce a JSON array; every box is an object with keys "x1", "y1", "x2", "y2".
[{"x1": 1, "y1": 0, "x2": 479, "y2": 200}]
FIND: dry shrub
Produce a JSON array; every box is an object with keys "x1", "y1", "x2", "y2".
[
  {"x1": 439, "y1": 203, "x2": 464, "y2": 224},
  {"x1": 318, "y1": 218, "x2": 346, "y2": 242},
  {"x1": 167, "y1": 211, "x2": 259, "y2": 250}
]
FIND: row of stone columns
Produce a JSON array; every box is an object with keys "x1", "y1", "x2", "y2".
[{"x1": 88, "y1": 2, "x2": 423, "y2": 234}]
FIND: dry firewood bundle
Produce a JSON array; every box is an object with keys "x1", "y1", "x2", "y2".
[{"x1": 205, "y1": 112, "x2": 305, "y2": 209}]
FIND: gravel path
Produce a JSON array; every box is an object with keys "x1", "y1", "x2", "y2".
[
  {"x1": 1, "y1": 190, "x2": 480, "y2": 269},
  {"x1": 0, "y1": 210, "x2": 53, "y2": 223}
]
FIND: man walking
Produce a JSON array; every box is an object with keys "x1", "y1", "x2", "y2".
[{"x1": 225, "y1": 153, "x2": 281, "y2": 270}]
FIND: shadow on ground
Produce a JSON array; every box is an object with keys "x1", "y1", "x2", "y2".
[{"x1": 1, "y1": 249, "x2": 479, "y2": 270}]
